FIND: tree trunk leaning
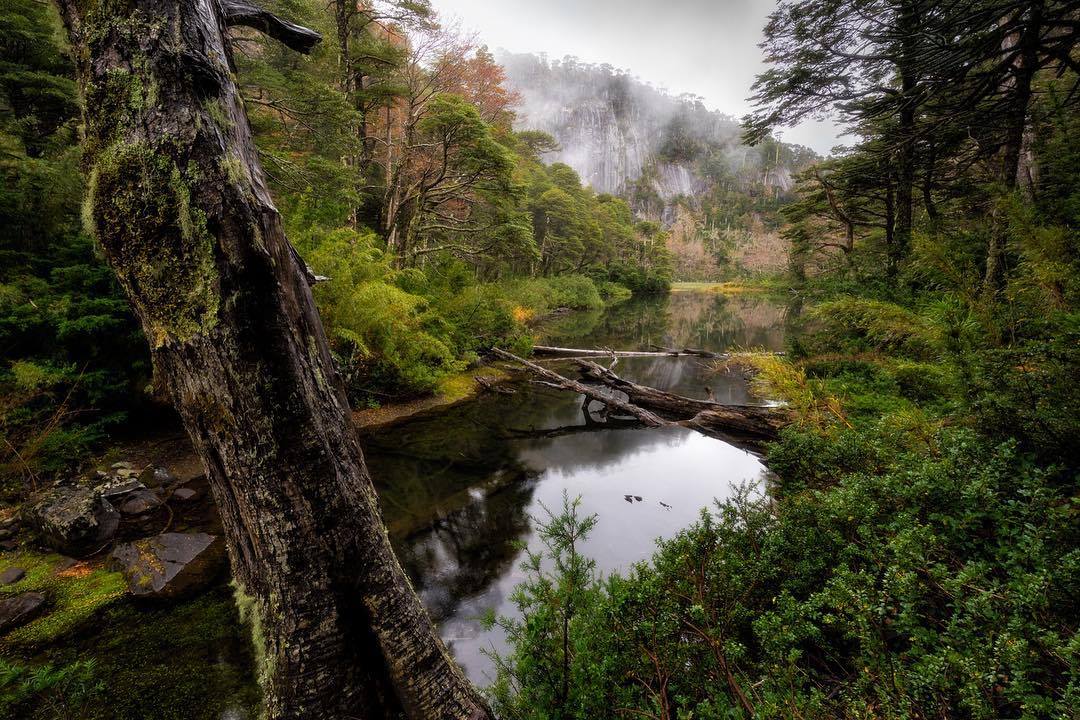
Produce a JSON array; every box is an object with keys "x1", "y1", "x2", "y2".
[{"x1": 53, "y1": 1, "x2": 492, "y2": 718}]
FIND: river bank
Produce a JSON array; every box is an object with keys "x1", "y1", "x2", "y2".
[{"x1": 0, "y1": 289, "x2": 797, "y2": 717}]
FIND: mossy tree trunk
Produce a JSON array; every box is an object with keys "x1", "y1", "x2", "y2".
[{"x1": 52, "y1": 0, "x2": 493, "y2": 718}]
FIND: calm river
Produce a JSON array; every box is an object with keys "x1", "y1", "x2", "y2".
[{"x1": 363, "y1": 290, "x2": 794, "y2": 683}]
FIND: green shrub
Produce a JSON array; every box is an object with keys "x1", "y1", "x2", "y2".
[{"x1": 490, "y1": 429, "x2": 1080, "y2": 720}]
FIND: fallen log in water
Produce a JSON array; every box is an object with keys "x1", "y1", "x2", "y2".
[
  {"x1": 492, "y1": 349, "x2": 791, "y2": 446},
  {"x1": 491, "y1": 349, "x2": 666, "y2": 427},
  {"x1": 648, "y1": 344, "x2": 723, "y2": 358},
  {"x1": 531, "y1": 345, "x2": 689, "y2": 358}
]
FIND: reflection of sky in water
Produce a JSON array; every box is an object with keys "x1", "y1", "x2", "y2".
[
  {"x1": 367, "y1": 292, "x2": 794, "y2": 685},
  {"x1": 437, "y1": 427, "x2": 767, "y2": 683}
]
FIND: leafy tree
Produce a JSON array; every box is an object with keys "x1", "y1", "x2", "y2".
[{"x1": 0, "y1": 0, "x2": 145, "y2": 491}]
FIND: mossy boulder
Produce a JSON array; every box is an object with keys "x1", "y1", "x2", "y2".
[{"x1": 26, "y1": 484, "x2": 120, "y2": 555}]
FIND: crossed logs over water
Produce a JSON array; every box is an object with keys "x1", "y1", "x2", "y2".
[{"x1": 491, "y1": 348, "x2": 791, "y2": 450}]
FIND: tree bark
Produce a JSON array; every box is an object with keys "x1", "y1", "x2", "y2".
[
  {"x1": 894, "y1": 0, "x2": 920, "y2": 268},
  {"x1": 54, "y1": 1, "x2": 492, "y2": 718},
  {"x1": 986, "y1": 1, "x2": 1042, "y2": 294}
]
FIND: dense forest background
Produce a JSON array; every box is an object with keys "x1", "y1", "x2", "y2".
[
  {"x1": 1, "y1": 0, "x2": 1078, "y2": 717},
  {"x1": 0, "y1": 0, "x2": 817, "y2": 492},
  {"x1": 485, "y1": 0, "x2": 1080, "y2": 718},
  {"x1": 0, "y1": 0, "x2": 678, "y2": 491}
]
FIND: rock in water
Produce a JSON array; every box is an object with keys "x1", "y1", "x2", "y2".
[
  {"x1": 27, "y1": 485, "x2": 120, "y2": 555},
  {"x1": 0, "y1": 592, "x2": 46, "y2": 633},
  {"x1": 111, "y1": 532, "x2": 224, "y2": 599},
  {"x1": 0, "y1": 567, "x2": 25, "y2": 585},
  {"x1": 119, "y1": 489, "x2": 163, "y2": 516}
]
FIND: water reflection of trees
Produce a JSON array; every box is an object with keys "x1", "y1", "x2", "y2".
[
  {"x1": 539, "y1": 293, "x2": 795, "y2": 353},
  {"x1": 365, "y1": 386, "x2": 717, "y2": 623},
  {"x1": 391, "y1": 469, "x2": 537, "y2": 623},
  {"x1": 367, "y1": 291, "x2": 797, "y2": 629}
]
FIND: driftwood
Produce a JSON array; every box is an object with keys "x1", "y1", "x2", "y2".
[
  {"x1": 492, "y1": 349, "x2": 667, "y2": 427},
  {"x1": 531, "y1": 345, "x2": 697, "y2": 358},
  {"x1": 648, "y1": 344, "x2": 723, "y2": 358},
  {"x1": 492, "y1": 349, "x2": 791, "y2": 446}
]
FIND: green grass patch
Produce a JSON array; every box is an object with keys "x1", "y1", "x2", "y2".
[
  {"x1": 672, "y1": 278, "x2": 790, "y2": 294},
  {"x1": 0, "y1": 551, "x2": 126, "y2": 648}
]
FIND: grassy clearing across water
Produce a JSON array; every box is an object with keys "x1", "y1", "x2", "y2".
[{"x1": 671, "y1": 277, "x2": 791, "y2": 294}]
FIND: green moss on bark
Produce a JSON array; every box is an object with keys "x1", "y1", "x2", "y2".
[
  {"x1": 89, "y1": 141, "x2": 219, "y2": 347},
  {"x1": 232, "y1": 580, "x2": 275, "y2": 698}
]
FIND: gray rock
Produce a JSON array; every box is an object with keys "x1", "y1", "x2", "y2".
[
  {"x1": 119, "y1": 489, "x2": 162, "y2": 516},
  {"x1": 27, "y1": 486, "x2": 120, "y2": 555},
  {"x1": 153, "y1": 466, "x2": 176, "y2": 486},
  {"x1": 97, "y1": 477, "x2": 146, "y2": 501},
  {"x1": 0, "y1": 567, "x2": 25, "y2": 585},
  {"x1": 0, "y1": 592, "x2": 46, "y2": 633},
  {"x1": 138, "y1": 465, "x2": 176, "y2": 489},
  {"x1": 171, "y1": 487, "x2": 198, "y2": 502},
  {"x1": 110, "y1": 532, "x2": 224, "y2": 599},
  {"x1": 111, "y1": 461, "x2": 135, "y2": 471}
]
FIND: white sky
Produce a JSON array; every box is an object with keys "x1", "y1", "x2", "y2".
[{"x1": 433, "y1": 0, "x2": 843, "y2": 155}]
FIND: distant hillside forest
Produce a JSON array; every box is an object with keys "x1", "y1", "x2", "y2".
[{"x1": 501, "y1": 52, "x2": 821, "y2": 279}]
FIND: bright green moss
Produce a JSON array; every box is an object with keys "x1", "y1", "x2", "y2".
[
  {"x1": 232, "y1": 580, "x2": 274, "y2": 695},
  {"x1": 0, "y1": 551, "x2": 125, "y2": 647}
]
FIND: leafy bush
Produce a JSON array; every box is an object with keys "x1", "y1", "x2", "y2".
[
  {"x1": 0, "y1": 659, "x2": 103, "y2": 720},
  {"x1": 499, "y1": 275, "x2": 604, "y2": 316},
  {"x1": 300, "y1": 226, "x2": 622, "y2": 401},
  {"x1": 490, "y1": 429, "x2": 1080, "y2": 720}
]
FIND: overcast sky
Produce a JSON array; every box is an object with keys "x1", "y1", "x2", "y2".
[{"x1": 433, "y1": 0, "x2": 842, "y2": 154}]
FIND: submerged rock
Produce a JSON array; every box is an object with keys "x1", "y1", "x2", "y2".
[
  {"x1": 0, "y1": 591, "x2": 46, "y2": 633},
  {"x1": 110, "y1": 532, "x2": 224, "y2": 599},
  {"x1": 27, "y1": 485, "x2": 120, "y2": 555}
]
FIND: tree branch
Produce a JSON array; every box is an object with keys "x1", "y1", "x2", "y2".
[{"x1": 221, "y1": 0, "x2": 321, "y2": 53}]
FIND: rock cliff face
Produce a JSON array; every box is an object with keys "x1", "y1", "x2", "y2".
[
  {"x1": 499, "y1": 52, "x2": 748, "y2": 202},
  {"x1": 499, "y1": 53, "x2": 819, "y2": 279}
]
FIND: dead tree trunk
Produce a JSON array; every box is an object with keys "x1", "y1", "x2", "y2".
[
  {"x1": 53, "y1": 1, "x2": 492, "y2": 718},
  {"x1": 493, "y1": 350, "x2": 790, "y2": 447}
]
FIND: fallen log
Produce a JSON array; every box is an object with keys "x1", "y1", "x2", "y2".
[
  {"x1": 474, "y1": 375, "x2": 515, "y2": 395},
  {"x1": 492, "y1": 349, "x2": 791, "y2": 446},
  {"x1": 529, "y1": 345, "x2": 686, "y2": 358},
  {"x1": 491, "y1": 349, "x2": 666, "y2": 427},
  {"x1": 648, "y1": 344, "x2": 722, "y2": 358}
]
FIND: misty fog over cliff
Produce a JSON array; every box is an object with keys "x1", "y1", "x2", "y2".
[{"x1": 497, "y1": 52, "x2": 813, "y2": 204}]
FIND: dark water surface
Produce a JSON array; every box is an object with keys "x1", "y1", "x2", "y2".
[{"x1": 364, "y1": 291, "x2": 794, "y2": 683}]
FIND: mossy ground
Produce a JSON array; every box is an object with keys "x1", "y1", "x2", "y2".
[
  {"x1": 0, "y1": 551, "x2": 125, "y2": 647},
  {"x1": 2, "y1": 570, "x2": 259, "y2": 720}
]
